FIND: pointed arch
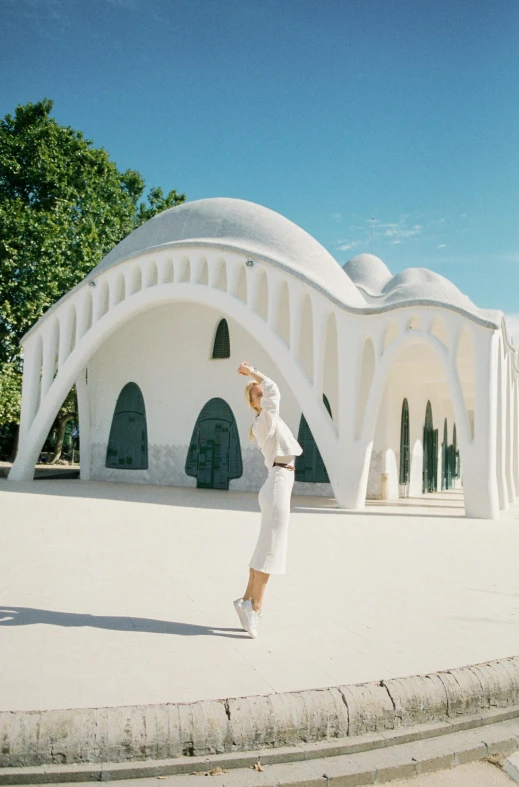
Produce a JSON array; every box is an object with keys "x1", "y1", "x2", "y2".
[
  {"x1": 105, "y1": 382, "x2": 148, "y2": 469},
  {"x1": 185, "y1": 398, "x2": 242, "y2": 489},
  {"x1": 256, "y1": 270, "x2": 268, "y2": 320},
  {"x1": 214, "y1": 258, "x2": 227, "y2": 292},
  {"x1": 298, "y1": 293, "x2": 314, "y2": 381},
  {"x1": 276, "y1": 281, "x2": 290, "y2": 346},
  {"x1": 174, "y1": 255, "x2": 190, "y2": 283},
  {"x1": 158, "y1": 256, "x2": 174, "y2": 284},
  {"x1": 212, "y1": 318, "x2": 231, "y2": 359},
  {"x1": 399, "y1": 398, "x2": 410, "y2": 485},
  {"x1": 323, "y1": 311, "x2": 339, "y2": 424},
  {"x1": 356, "y1": 336, "x2": 375, "y2": 438},
  {"x1": 295, "y1": 394, "x2": 332, "y2": 483},
  {"x1": 196, "y1": 257, "x2": 209, "y2": 285},
  {"x1": 234, "y1": 266, "x2": 247, "y2": 303},
  {"x1": 145, "y1": 260, "x2": 158, "y2": 288}
]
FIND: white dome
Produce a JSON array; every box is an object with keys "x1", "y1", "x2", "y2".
[
  {"x1": 381, "y1": 267, "x2": 474, "y2": 309},
  {"x1": 90, "y1": 197, "x2": 366, "y2": 307},
  {"x1": 343, "y1": 254, "x2": 393, "y2": 295}
]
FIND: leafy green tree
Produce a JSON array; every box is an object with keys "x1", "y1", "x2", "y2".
[{"x1": 0, "y1": 99, "x2": 185, "y2": 457}]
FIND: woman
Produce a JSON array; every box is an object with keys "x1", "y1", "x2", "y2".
[{"x1": 234, "y1": 361, "x2": 302, "y2": 638}]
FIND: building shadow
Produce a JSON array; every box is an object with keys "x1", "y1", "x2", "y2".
[
  {"x1": 0, "y1": 478, "x2": 466, "y2": 518},
  {"x1": 0, "y1": 606, "x2": 246, "y2": 638}
]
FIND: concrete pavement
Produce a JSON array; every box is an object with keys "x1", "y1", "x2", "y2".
[
  {"x1": 1, "y1": 479, "x2": 519, "y2": 775},
  {"x1": 1, "y1": 481, "x2": 518, "y2": 712}
]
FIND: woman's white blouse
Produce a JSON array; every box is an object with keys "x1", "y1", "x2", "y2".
[{"x1": 252, "y1": 377, "x2": 303, "y2": 469}]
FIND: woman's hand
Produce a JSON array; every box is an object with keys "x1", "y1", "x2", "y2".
[
  {"x1": 238, "y1": 363, "x2": 265, "y2": 384},
  {"x1": 238, "y1": 361, "x2": 252, "y2": 376}
]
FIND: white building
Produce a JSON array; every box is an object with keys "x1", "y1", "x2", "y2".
[{"x1": 9, "y1": 198, "x2": 519, "y2": 518}]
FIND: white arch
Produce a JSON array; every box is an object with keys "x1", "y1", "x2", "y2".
[
  {"x1": 9, "y1": 281, "x2": 338, "y2": 497},
  {"x1": 362, "y1": 330, "x2": 470, "y2": 448}
]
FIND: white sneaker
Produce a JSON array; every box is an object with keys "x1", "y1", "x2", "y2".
[
  {"x1": 233, "y1": 598, "x2": 247, "y2": 631},
  {"x1": 241, "y1": 599, "x2": 261, "y2": 639}
]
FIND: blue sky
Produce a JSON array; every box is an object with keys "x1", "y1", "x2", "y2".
[{"x1": 1, "y1": 0, "x2": 518, "y2": 335}]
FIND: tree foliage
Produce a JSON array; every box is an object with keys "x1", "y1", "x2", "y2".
[{"x1": 0, "y1": 99, "x2": 185, "y2": 452}]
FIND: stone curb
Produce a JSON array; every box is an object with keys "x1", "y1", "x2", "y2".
[{"x1": 1, "y1": 655, "x2": 519, "y2": 775}]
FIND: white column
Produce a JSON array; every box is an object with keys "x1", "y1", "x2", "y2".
[
  {"x1": 225, "y1": 257, "x2": 245, "y2": 295},
  {"x1": 311, "y1": 298, "x2": 328, "y2": 401},
  {"x1": 495, "y1": 346, "x2": 509, "y2": 509},
  {"x1": 288, "y1": 281, "x2": 303, "y2": 360},
  {"x1": 330, "y1": 313, "x2": 372, "y2": 508},
  {"x1": 58, "y1": 307, "x2": 75, "y2": 369},
  {"x1": 266, "y1": 271, "x2": 282, "y2": 331},
  {"x1": 461, "y1": 328, "x2": 500, "y2": 519},
  {"x1": 18, "y1": 336, "x2": 43, "y2": 446},
  {"x1": 76, "y1": 290, "x2": 93, "y2": 342},
  {"x1": 40, "y1": 321, "x2": 59, "y2": 401},
  {"x1": 505, "y1": 358, "x2": 516, "y2": 503},
  {"x1": 246, "y1": 265, "x2": 261, "y2": 312},
  {"x1": 76, "y1": 368, "x2": 91, "y2": 481}
]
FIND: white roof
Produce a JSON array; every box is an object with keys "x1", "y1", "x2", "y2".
[
  {"x1": 90, "y1": 197, "x2": 366, "y2": 307},
  {"x1": 343, "y1": 253, "x2": 498, "y2": 324}
]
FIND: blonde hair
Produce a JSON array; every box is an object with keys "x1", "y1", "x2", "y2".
[{"x1": 245, "y1": 380, "x2": 261, "y2": 440}]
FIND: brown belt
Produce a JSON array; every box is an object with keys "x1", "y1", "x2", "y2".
[{"x1": 273, "y1": 462, "x2": 295, "y2": 471}]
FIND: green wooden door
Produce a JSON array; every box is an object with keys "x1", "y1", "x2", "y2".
[
  {"x1": 185, "y1": 398, "x2": 242, "y2": 489},
  {"x1": 295, "y1": 394, "x2": 332, "y2": 483},
  {"x1": 399, "y1": 399, "x2": 410, "y2": 485},
  {"x1": 422, "y1": 401, "x2": 436, "y2": 493},
  {"x1": 106, "y1": 382, "x2": 148, "y2": 469},
  {"x1": 441, "y1": 418, "x2": 449, "y2": 490}
]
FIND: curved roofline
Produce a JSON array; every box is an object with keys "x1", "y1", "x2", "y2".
[{"x1": 22, "y1": 238, "x2": 500, "y2": 344}]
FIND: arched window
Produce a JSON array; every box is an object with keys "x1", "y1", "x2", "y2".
[
  {"x1": 399, "y1": 399, "x2": 410, "y2": 485},
  {"x1": 422, "y1": 401, "x2": 438, "y2": 493},
  {"x1": 185, "y1": 398, "x2": 242, "y2": 489},
  {"x1": 212, "y1": 319, "x2": 230, "y2": 359},
  {"x1": 105, "y1": 382, "x2": 148, "y2": 469},
  {"x1": 295, "y1": 394, "x2": 332, "y2": 483}
]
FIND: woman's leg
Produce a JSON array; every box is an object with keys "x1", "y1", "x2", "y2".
[
  {"x1": 252, "y1": 570, "x2": 270, "y2": 612},
  {"x1": 243, "y1": 568, "x2": 255, "y2": 601}
]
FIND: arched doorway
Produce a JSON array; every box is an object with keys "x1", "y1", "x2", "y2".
[
  {"x1": 105, "y1": 382, "x2": 148, "y2": 469},
  {"x1": 295, "y1": 394, "x2": 332, "y2": 483},
  {"x1": 423, "y1": 401, "x2": 438, "y2": 493},
  {"x1": 185, "y1": 398, "x2": 242, "y2": 489}
]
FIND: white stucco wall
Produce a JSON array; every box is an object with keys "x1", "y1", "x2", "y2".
[{"x1": 86, "y1": 302, "x2": 332, "y2": 495}]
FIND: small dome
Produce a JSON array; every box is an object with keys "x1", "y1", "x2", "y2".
[
  {"x1": 381, "y1": 267, "x2": 474, "y2": 309},
  {"x1": 343, "y1": 253, "x2": 393, "y2": 295},
  {"x1": 90, "y1": 198, "x2": 366, "y2": 308}
]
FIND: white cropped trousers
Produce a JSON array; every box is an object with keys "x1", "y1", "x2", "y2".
[{"x1": 249, "y1": 457, "x2": 295, "y2": 575}]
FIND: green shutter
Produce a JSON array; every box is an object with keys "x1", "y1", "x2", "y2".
[
  {"x1": 212, "y1": 319, "x2": 230, "y2": 359},
  {"x1": 295, "y1": 394, "x2": 332, "y2": 483},
  {"x1": 185, "y1": 397, "x2": 242, "y2": 489},
  {"x1": 106, "y1": 382, "x2": 148, "y2": 469},
  {"x1": 399, "y1": 399, "x2": 410, "y2": 485}
]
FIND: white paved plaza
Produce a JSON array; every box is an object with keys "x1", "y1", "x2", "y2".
[{"x1": 1, "y1": 479, "x2": 518, "y2": 713}]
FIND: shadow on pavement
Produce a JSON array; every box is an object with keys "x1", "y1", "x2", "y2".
[
  {"x1": 0, "y1": 606, "x2": 247, "y2": 638},
  {"x1": 0, "y1": 479, "x2": 465, "y2": 518}
]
